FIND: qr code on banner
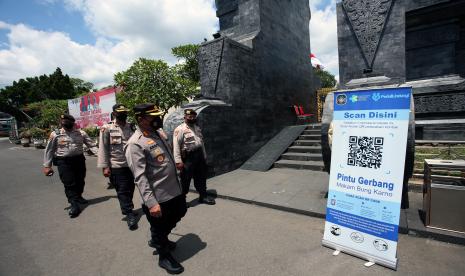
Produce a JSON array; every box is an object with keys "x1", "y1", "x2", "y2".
[{"x1": 347, "y1": 136, "x2": 384, "y2": 169}]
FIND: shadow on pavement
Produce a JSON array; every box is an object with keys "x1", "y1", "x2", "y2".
[
  {"x1": 171, "y1": 233, "x2": 207, "y2": 263},
  {"x1": 66, "y1": 195, "x2": 117, "y2": 212}
]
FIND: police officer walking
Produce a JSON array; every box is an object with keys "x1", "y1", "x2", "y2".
[
  {"x1": 173, "y1": 109, "x2": 215, "y2": 205},
  {"x1": 43, "y1": 114, "x2": 98, "y2": 218},
  {"x1": 98, "y1": 104, "x2": 137, "y2": 230},
  {"x1": 125, "y1": 104, "x2": 187, "y2": 274}
]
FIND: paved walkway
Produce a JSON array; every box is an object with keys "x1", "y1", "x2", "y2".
[{"x1": 204, "y1": 168, "x2": 465, "y2": 245}]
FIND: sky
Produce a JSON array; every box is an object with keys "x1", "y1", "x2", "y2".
[{"x1": 0, "y1": 0, "x2": 339, "y2": 89}]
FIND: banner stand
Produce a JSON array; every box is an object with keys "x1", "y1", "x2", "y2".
[
  {"x1": 322, "y1": 240, "x2": 398, "y2": 270},
  {"x1": 321, "y1": 87, "x2": 412, "y2": 272}
]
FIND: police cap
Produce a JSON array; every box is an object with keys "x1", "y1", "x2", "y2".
[
  {"x1": 184, "y1": 109, "x2": 197, "y2": 116},
  {"x1": 112, "y1": 104, "x2": 130, "y2": 113},
  {"x1": 60, "y1": 114, "x2": 75, "y2": 122},
  {"x1": 133, "y1": 103, "x2": 164, "y2": 117}
]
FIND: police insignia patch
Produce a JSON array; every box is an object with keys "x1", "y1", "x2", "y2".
[{"x1": 157, "y1": 155, "x2": 165, "y2": 162}]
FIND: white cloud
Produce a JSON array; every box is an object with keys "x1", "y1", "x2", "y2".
[
  {"x1": 1, "y1": 1, "x2": 340, "y2": 88},
  {"x1": 0, "y1": 0, "x2": 217, "y2": 88},
  {"x1": 309, "y1": 0, "x2": 339, "y2": 82}
]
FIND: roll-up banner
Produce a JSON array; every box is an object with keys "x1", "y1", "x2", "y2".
[
  {"x1": 68, "y1": 87, "x2": 116, "y2": 129},
  {"x1": 322, "y1": 87, "x2": 412, "y2": 270}
]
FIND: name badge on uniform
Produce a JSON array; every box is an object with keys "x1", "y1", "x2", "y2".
[
  {"x1": 110, "y1": 132, "x2": 122, "y2": 145},
  {"x1": 151, "y1": 146, "x2": 165, "y2": 163}
]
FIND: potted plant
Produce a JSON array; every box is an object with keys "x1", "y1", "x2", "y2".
[
  {"x1": 19, "y1": 128, "x2": 32, "y2": 147},
  {"x1": 30, "y1": 127, "x2": 47, "y2": 149}
]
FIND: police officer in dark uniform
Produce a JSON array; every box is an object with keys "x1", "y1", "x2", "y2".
[
  {"x1": 125, "y1": 104, "x2": 187, "y2": 274},
  {"x1": 43, "y1": 114, "x2": 98, "y2": 218},
  {"x1": 173, "y1": 109, "x2": 215, "y2": 205},
  {"x1": 98, "y1": 104, "x2": 137, "y2": 230}
]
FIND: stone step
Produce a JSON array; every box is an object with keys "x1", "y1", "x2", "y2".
[
  {"x1": 298, "y1": 134, "x2": 320, "y2": 140},
  {"x1": 287, "y1": 146, "x2": 322, "y2": 153},
  {"x1": 274, "y1": 160, "x2": 325, "y2": 171},
  {"x1": 306, "y1": 125, "x2": 321, "y2": 130},
  {"x1": 302, "y1": 129, "x2": 321, "y2": 135},
  {"x1": 293, "y1": 140, "x2": 321, "y2": 146},
  {"x1": 281, "y1": 152, "x2": 323, "y2": 161}
]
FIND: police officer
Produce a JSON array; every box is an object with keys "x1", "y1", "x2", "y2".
[
  {"x1": 43, "y1": 114, "x2": 98, "y2": 218},
  {"x1": 125, "y1": 104, "x2": 187, "y2": 274},
  {"x1": 98, "y1": 104, "x2": 137, "y2": 230},
  {"x1": 173, "y1": 109, "x2": 215, "y2": 205}
]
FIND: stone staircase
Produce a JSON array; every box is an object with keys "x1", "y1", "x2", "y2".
[{"x1": 273, "y1": 124, "x2": 325, "y2": 171}]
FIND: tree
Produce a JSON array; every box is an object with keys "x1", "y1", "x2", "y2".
[
  {"x1": 25, "y1": 99, "x2": 68, "y2": 129},
  {"x1": 171, "y1": 44, "x2": 200, "y2": 84},
  {"x1": 0, "y1": 68, "x2": 93, "y2": 124},
  {"x1": 114, "y1": 58, "x2": 198, "y2": 114},
  {"x1": 314, "y1": 68, "x2": 337, "y2": 88},
  {"x1": 71, "y1": 78, "x2": 94, "y2": 96}
]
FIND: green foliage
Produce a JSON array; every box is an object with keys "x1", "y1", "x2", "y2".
[
  {"x1": 19, "y1": 128, "x2": 31, "y2": 139},
  {"x1": 0, "y1": 68, "x2": 94, "y2": 124},
  {"x1": 314, "y1": 68, "x2": 337, "y2": 88},
  {"x1": 71, "y1": 78, "x2": 94, "y2": 96},
  {"x1": 114, "y1": 58, "x2": 198, "y2": 115},
  {"x1": 26, "y1": 99, "x2": 68, "y2": 129},
  {"x1": 171, "y1": 44, "x2": 200, "y2": 84},
  {"x1": 29, "y1": 127, "x2": 47, "y2": 139},
  {"x1": 82, "y1": 126, "x2": 99, "y2": 138}
]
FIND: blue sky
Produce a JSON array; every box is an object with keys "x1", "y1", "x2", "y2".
[
  {"x1": 0, "y1": 0, "x2": 338, "y2": 88},
  {"x1": 0, "y1": 0, "x2": 94, "y2": 46}
]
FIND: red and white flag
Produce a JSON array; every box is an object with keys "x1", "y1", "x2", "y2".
[{"x1": 310, "y1": 53, "x2": 325, "y2": 69}]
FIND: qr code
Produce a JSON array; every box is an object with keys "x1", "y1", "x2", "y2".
[{"x1": 347, "y1": 136, "x2": 383, "y2": 169}]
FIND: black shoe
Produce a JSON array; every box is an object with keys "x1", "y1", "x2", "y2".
[
  {"x1": 198, "y1": 196, "x2": 215, "y2": 205},
  {"x1": 126, "y1": 212, "x2": 138, "y2": 230},
  {"x1": 76, "y1": 196, "x2": 88, "y2": 204},
  {"x1": 159, "y1": 253, "x2": 184, "y2": 274},
  {"x1": 148, "y1": 239, "x2": 176, "y2": 251},
  {"x1": 106, "y1": 182, "x2": 115, "y2": 190},
  {"x1": 68, "y1": 202, "x2": 81, "y2": 218}
]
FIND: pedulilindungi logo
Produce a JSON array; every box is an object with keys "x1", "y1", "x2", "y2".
[
  {"x1": 372, "y1": 93, "x2": 381, "y2": 101},
  {"x1": 350, "y1": 232, "x2": 364, "y2": 243},
  {"x1": 330, "y1": 225, "x2": 341, "y2": 236},
  {"x1": 373, "y1": 239, "x2": 388, "y2": 251},
  {"x1": 336, "y1": 94, "x2": 347, "y2": 105}
]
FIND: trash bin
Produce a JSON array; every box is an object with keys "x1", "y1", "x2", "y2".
[{"x1": 423, "y1": 159, "x2": 465, "y2": 233}]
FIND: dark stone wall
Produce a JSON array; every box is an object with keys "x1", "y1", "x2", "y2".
[
  {"x1": 337, "y1": 0, "x2": 406, "y2": 86},
  {"x1": 336, "y1": 0, "x2": 465, "y2": 137},
  {"x1": 165, "y1": 0, "x2": 315, "y2": 176}
]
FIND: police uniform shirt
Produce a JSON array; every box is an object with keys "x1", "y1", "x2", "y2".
[
  {"x1": 124, "y1": 128, "x2": 182, "y2": 208},
  {"x1": 173, "y1": 123, "x2": 207, "y2": 164},
  {"x1": 43, "y1": 128, "x2": 98, "y2": 167},
  {"x1": 97, "y1": 120, "x2": 134, "y2": 168}
]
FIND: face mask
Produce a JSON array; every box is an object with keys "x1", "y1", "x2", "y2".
[
  {"x1": 115, "y1": 113, "x2": 128, "y2": 121},
  {"x1": 62, "y1": 122, "x2": 74, "y2": 129},
  {"x1": 151, "y1": 117, "x2": 163, "y2": 130},
  {"x1": 186, "y1": 119, "x2": 197, "y2": 125}
]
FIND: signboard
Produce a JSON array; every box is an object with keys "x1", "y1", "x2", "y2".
[
  {"x1": 322, "y1": 87, "x2": 412, "y2": 269},
  {"x1": 68, "y1": 87, "x2": 116, "y2": 128}
]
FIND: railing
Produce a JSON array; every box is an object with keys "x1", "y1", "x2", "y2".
[{"x1": 316, "y1": 87, "x2": 336, "y2": 122}]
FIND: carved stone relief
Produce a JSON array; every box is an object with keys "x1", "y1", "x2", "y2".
[
  {"x1": 414, "y1": 93, "x2": 465, "y2": 113},
  {"x1": 342, "y1": 0, "x2": 393, "y2": 68}
]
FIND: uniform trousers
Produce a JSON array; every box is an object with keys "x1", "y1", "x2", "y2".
[
  {"x1": 110, "y1": 167, "x2": 135, "y2": 215},
  {"x1": 142, "y1": 195, "x2": 187, "y2": 251},
  {"x1": 56, "y1": 154, "x2": 86, "y2": 204},
  {"x1": 180, "y1": 148, "x2": 207, "y2": 196}
]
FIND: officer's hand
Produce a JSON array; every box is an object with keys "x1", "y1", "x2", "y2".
[
  {"x1": 176, "y1": 162, "x2": 184, "y2": 170},
  {"x1": 102, "y1": 167, "x2": 111, "y2": 177},
  {"x1": 43, "y1": 167, "x2": 54, "y2": 176},
  {"x1": 149, "y1": 204, "x2": 162, "y2": 217}
]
